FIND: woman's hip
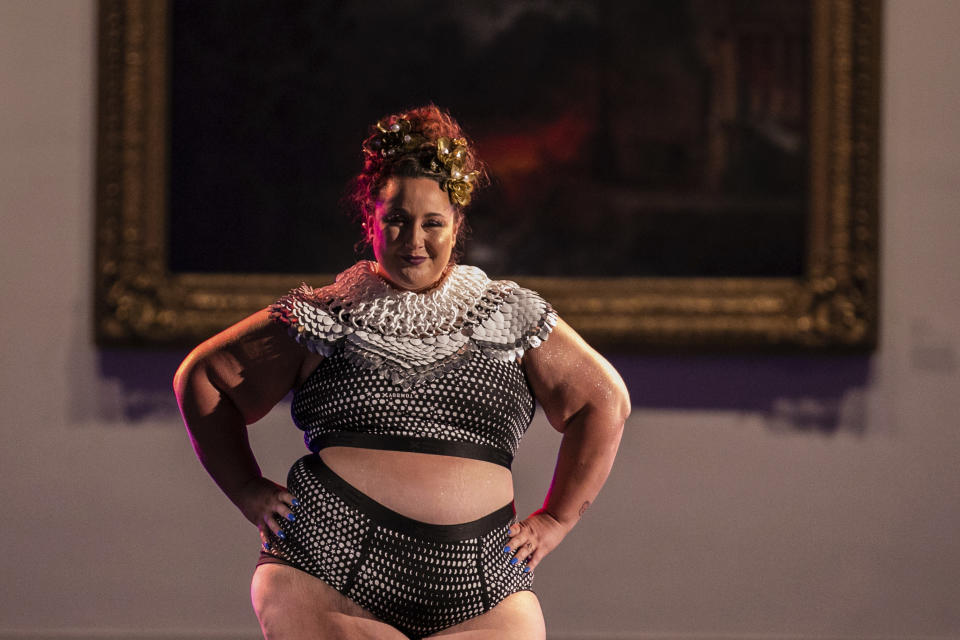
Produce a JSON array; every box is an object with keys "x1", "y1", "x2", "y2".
[{"x1": 258, "y1": 453, "x2": 534, "y2": 637}]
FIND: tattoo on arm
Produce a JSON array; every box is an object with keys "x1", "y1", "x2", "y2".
[{"x1": 578, "y1": 501, "x2": 590, "y2": 518}]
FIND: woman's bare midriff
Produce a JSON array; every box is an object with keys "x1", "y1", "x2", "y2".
[{"x1": 317, "y1": 446, "x2": 515, "y2": 525}]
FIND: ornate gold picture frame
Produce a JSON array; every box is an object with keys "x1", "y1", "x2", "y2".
[{"x1": 95, "y1": 0, "x2": 879, "y2": 352}]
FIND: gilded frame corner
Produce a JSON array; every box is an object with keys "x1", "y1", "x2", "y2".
[{"x1": 95, "y1": 0, "x2": 880, "y2": 352}]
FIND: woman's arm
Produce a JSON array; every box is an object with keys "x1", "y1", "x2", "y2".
[
  {"x1": 173, "y1": 308, "x2": 315, "y2": 543},
  {"x1": 509, "y1": 317, "x2": 631, "y2": 570}
]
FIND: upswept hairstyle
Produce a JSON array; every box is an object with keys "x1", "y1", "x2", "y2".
[{"x1": 346, "y1": 104, "x2": 487, "y2": 257}]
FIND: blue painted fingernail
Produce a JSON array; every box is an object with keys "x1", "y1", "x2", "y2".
[
  {"x1": 286, "y1": 513, "x2": 296, "y2": 522},
  {"x1": 510, "y1": 557, "x2": 519, "y2": 565},
  {"x1": 503, "y1": 546, "x2": 511, "y2": 553},
  {"x1": 507, "y1": 529, "x2": 513, "y2": 535},
  {"x1": 291, "y1": 498, "x2": 299, "y2": 507},
  {"x1": 276, "y1": 530, "x2": 286, "y2": 539},
  {"x1": 523, "y1": 567, "x2": 530, "y2": 573},
  {"x1": 262, "y1": 542, "x2": 271, "y2": 551}
]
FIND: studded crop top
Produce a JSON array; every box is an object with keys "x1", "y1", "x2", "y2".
[{"x1": 270, "y1": 261, "x2": 558, "y2": 469}]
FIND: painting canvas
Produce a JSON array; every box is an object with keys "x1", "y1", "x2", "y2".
[
  {"x1": 168, "y1": 0, "x2": 810, "y2": 278},
  {"x1": 95, "y1": 0, "x2": 879, "y2": 350}
]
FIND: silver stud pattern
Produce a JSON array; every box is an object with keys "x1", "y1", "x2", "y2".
[
  {"x1": 291, "y1": 347, "x2": 536, "y2": 461},
  {"x1": 265, "y1": 456, "x2": 534, "y2": 639}
]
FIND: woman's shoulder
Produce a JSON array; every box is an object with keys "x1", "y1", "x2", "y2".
[
  {"x1": 268, "y1": 281, "x2": 340, "y2": 356},
  {"x1": 458, "y1": 264, "x2": 559, "y2": 361},
  {"x1": 267, "y1": 262, "x2": 372, "y2": 355}
]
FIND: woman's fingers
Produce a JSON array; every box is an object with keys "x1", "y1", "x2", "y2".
[
  {"x1": 509, "y1": 528, "x2": 539, "y2": 567},
  {"x1": 259, "y1": 526, "x2": 271, "y2": 550},
  {"x1": 279, "y1": 490, "x2": 298, "y2": 510},
  {"x1": 263, "y1": 513, "x2": 278, "y2": 536},
  {"x1": 238, "y1": 478, "x2": 300, "y2": 552},
  {"x1": 503, "y1": 522, "x2": 535, "y2": 572},
  {"x1": 504, "y1": 522, "x2": 524, "y2": 553},
  {"x1": 518, "y1": 541, "x2": 535, "y2": 560},
  {"x1": 273, "y1": 500, "x2": 295, "y2": 526},
  {"x1": 262, "y1": 491, "x2": 299, "y2": 541},
  {"x1": 505, "y1": 512, "x2": 570, "y2": 571},
  {"x1": 513, "y1": 541, "x2": 535, "y2": 567},
  {"x1": 525, "y1": 543, "x2": 545, "y2": 570}
]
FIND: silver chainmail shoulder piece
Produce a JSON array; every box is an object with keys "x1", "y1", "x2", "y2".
[{"x1": 270, "y1": 261, "x2": 558, "y2": 390}]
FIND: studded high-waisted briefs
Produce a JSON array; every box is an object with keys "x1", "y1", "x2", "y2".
[{"x1": 257, "y1": 454, "x2": 534, "y2": 639}]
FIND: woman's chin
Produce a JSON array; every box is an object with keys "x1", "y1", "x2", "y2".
[{"x1": 380, "y1": 262, "x2": 441, "y2": 292}]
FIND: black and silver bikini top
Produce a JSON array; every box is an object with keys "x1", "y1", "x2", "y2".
[{"x1": 270, "y1": 261, "x2": 558, "y2": 468}]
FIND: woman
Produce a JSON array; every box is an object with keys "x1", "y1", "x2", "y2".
[{"x1": 174, "y1": 105, "x2": 630, "y2": 639}]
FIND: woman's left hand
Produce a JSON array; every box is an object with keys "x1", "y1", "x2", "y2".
[{"x1": 504, "y1": 509, "x2": 572, "y2": 572}]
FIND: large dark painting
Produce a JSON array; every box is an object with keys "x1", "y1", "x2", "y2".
[
  {"x1": 169, "y1": 0, "x2": 810, "y2": 278},
  {"x1": 95, "y1": 0, "x2": 879, "y2": 351}
]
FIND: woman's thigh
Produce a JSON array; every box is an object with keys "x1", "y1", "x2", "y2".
[
  {"x1": 250, "y1": 563, "x2": 407, "y2": 640},
  {"x1": 426, "y1": 590, "x2": 546, "y2": 639}
]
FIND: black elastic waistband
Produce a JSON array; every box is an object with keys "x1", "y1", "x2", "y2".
[
  {"x1": 308, "y1": 432, "x2": 513, "y2": 469},
  {"x1": 301, "y1": 454, "x2": 516, "y2": 542}
]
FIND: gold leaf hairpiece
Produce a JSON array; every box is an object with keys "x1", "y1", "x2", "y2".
[
  {"x1": 364, "y1": 117, "x2": 480, "y2": 206},
  {"x1": 432, "y1": 136, "x2": 479, "y2": 206},
  {"x1": 364, "y1": 117, "x2": 425, "y2": 157}
]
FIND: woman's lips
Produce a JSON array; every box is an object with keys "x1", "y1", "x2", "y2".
[{"x1": 402, "y1": 255, "x2": 427, "y2": 265}]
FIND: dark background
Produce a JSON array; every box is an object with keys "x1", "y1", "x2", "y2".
[{"x1": 169, "y1": 0, "x2": 810, "y2": 277}]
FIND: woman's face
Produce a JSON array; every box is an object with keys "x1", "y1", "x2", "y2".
[{"x1": 369, "y1": 176, "x2": 460, "y2": 292}]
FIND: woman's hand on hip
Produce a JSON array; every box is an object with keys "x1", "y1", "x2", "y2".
[
  {"x1": 234, "y1": 477, "x2": 298, "y2": 549},
  {"x1": 504, "y1": 509, "x2": 572, "y2": 572}
]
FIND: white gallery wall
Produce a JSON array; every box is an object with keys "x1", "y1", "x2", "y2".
[{"x1": 1, "y1": 1, "x2": 958, "y2": 638}]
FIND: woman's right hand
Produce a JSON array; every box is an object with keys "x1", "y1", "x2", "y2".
[{"x1": 233, "y1": 477, "x2": 299, "y2": 549}]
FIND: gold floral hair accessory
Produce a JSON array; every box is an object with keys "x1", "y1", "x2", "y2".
[
  {"x1": 364, "y1": 117, "x2": 426, "y2": 158},
  {"x1": 431, "y1": 136, "x2": 479, "y2": 207},
  {"x1": 364, "y1": 116, "x2": 480, "y2": 207}
]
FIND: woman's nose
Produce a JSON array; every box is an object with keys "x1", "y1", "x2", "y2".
[{"x1": 402, "y1": 224, "x2": 424, "y2": 248}]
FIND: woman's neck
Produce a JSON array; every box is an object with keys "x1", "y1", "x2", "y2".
[{"x1": 372, "y1": 261, "x2": 456, "y2": 294}]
